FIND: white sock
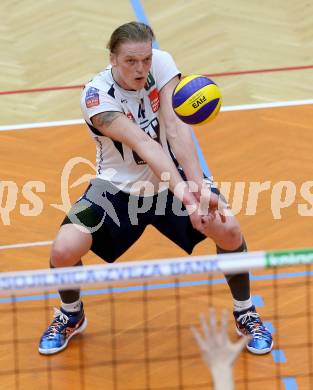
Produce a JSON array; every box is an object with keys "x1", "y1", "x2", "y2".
[
  {"x1": 233, "y1": 297, "x2": 253, "y2": 312},
  {"x1": 61, "y1": 299, "x2": 82, "y2": 313}
]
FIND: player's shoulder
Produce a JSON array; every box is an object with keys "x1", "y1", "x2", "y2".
[
  {"x1": 151, "y1": 48, "x2": 177, "y2": 74},
  {"x1": 81, "y1": 66, "x2": 120, "y2": 111},
  {"x1": 84, "y1": 66, "x2": 113, "y2": 94},
  {"x1": 152, "y1": 48, "x2": 174, "y2": 63}
]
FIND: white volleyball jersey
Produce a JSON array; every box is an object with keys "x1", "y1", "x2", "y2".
[{"x1": 81, "y1": 49, "x2": 180, "y2": 195}]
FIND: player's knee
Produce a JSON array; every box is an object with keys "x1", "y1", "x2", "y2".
[
  {"x1": 51, "y1": 242, "x2": 78, "y2": 267},
  {"x1": 227, "y1": 221, "x2": 241, "y2": 242},
  {"x1": 223, "y1": 219, "x2": 242, "y2": 249}
]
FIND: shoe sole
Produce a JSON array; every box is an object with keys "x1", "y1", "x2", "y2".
[
  {"x1": 236, "y1": 327, "x2": 273, "y2": 355},
  {"x1": 38, "y1": 317, "x2": 88, "y2": 355}
]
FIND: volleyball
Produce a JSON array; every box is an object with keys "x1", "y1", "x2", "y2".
[{"x1": 172, "y1": 75, "x2": 222, "y2": 125}]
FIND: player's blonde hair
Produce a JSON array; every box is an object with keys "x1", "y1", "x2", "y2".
[{"x1": 107, "y1": 21, "x2": 155, "y2": 54}]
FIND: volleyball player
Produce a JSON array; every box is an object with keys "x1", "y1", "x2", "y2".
[{"x1": 39, "y1": 21, "x2": 272, "y2": 355}]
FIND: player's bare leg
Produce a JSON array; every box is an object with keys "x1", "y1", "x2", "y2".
[{"x1": 39, "y1": 224, "x2": 92, "y2": 355}]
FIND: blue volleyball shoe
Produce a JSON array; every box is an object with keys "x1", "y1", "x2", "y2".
[
  {"x1": 39, "y1": 305, "x2": 87, "y2": 355},
  {"x1": 234, "y1": 305, "x2": 273, "y2": 354}
]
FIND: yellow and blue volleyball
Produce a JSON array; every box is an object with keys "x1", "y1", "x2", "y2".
[{"x1": 172, "y1": 75, "x2": 222, "y2": 125}]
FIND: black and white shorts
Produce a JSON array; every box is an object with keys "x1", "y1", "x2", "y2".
[{"x1": 62, "y1": 176, "x2": 220, "y2": 263}]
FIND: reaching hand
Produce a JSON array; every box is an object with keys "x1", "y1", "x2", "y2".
[
  {"x1": 191, "y1": 308, "x2": 250, "y2": 390},
  {"x1": 191, "y1": 308, "x2": 249, "y2": 367}
]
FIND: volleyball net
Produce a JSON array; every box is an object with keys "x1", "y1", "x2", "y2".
[{"x1": 1, "y1": 248, "x2": 313, "y2": 389}]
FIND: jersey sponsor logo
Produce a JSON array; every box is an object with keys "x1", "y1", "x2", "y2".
[
  {"x1": 85, "y1": 87, "x2": 100, "y2": 108},
  {"x1": 144, "y1": 72, "x2": 156, "y2": 91},
  {"x1": 148, "y1": 88, "x2": 160, "y2": 113}
]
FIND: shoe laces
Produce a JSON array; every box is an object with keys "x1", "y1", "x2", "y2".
[
  {"x1": 237, "y1": 311, "x2": 269, "y2": 339},
  {"x1": 46, "y1": 308, "x2": 69, "y2": 339}
]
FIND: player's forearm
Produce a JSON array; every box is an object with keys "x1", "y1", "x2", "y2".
[
  {"x1": 211, "y1": 366, "x2": 234, "y2": 390},
  {"x1": 169, "y1": 128, "x2": 204, "y2": 191},
  {"x1": 135, "y1": 139, "x2": 197, "y2": 206}
]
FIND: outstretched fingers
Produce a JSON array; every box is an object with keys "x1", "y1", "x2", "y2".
[{"x1": 191, "y1": 325, "x2": 206, "y2": 352}]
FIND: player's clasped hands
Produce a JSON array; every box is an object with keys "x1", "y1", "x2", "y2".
[{"x1": 187, "y1": 183, "x2": 230, "y2": 235}]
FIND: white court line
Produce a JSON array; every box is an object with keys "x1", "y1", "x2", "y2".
[
  {"x1": 0, "y1": 241, "x2": 52, "y2": 250},
  {"x1": 0, "y1": 118, "x2": 84, "y2": 131},
  {"x1": 222, "y1": 98, "x2": 313, "y2": 112},
  {"x1": 0, "y1": 98, "x2": 312, "y2": 131}
]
